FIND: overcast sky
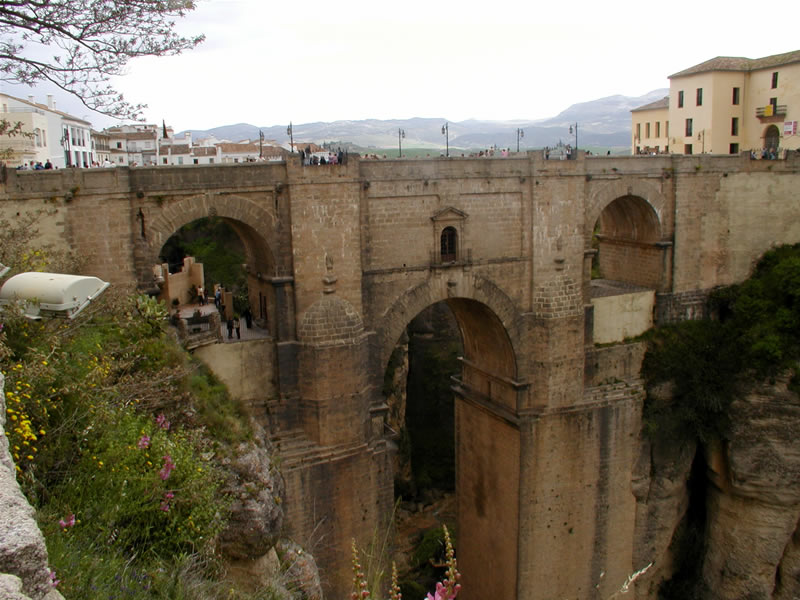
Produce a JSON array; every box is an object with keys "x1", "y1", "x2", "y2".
[{"x1": 5, "y1": 0, "x2": 799, "y2": 132}]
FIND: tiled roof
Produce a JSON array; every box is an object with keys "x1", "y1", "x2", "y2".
[
  {"x1": 631, "y1": 96, "x2": 669, "y2": 112},
  {"x1": 158, "y1": 144, "x2": 190, "y2": 154},
  {"x1": 217, "y1": 143, "x2": 259, "y2": 153},
  {"x1": 192, "y1": 146, "x2": 217, "y2": 156},
  {"x1": 110, "y1": 131, "x2": 159, "y2": 141},
  {"x1": 669, "y1": 49, "x2": 800, "y2": 78}
]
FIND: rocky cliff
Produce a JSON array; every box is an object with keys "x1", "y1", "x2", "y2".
[
  {"x1": 633, "y1": 372, "x2": 800, "y2": 599},
  {"x1": 0, "y1": 374, "x2": 63, "y2": 600}
]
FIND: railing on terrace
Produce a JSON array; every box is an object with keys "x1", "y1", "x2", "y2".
[
  {"x1": 756, "y1": 104, "x2": 787, "y2": 118},
  {"x1": 430, "y1": 247, "x2": 473, "y2": 267}
]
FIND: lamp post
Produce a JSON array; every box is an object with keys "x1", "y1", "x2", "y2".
[
  {"x1": 398, "y1": 128, "x2": 405, "y2": 158},
  {"x1": 287, "y1": 122, "x2": 294, "y2": 153},
  {"x1": 259, "y1": 130, "x2": 264, "y2": 159},
  {"x1": 516, "y1": 128, "x2": 524, "y2": 152},
  {"x1": 441, "y1": 122, "x2": 449, "y2": 157},
  {"x1": 569, "y1": 122, "x2": 578, "y2": 158}
]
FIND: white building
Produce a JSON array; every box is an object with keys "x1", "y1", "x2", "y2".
[{"x1": 0, "y1": 93, "x2": 93, "y2": 168}]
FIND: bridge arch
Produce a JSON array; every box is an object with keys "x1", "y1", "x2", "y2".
[
  {"x1": 585, "y1": 178, "x2": 670, "y2": 240},
  {"x1": 376, "y1": 272, "x2": 523, "y2": 376},
  {"x1": 376, "y1": 272, "x2": 524, "y2": 599},
  {"x1": 141, "y1": 194, "x2": 282, "y2": 328},
  {"x1": 585, "y1": 179, "x2": 672, "y2": 291},
  {"x1": 142, "y1": 194, "x2": 280, "y2": 274}
]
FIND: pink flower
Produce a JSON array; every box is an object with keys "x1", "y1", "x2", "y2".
[
  {"x1": 160, "y1": 490, "x2": 175, "y2": 512},
  {"x1": 137, "y1": 435, "x2": 151, "y2": 449},
  {"x1": 155, "y1": 414, "x2": 170, "y2": 430},
  {"x1": 49, "y1": 569, "x2": 60, "y2": 587},
  {"x1": 158, "y1": 455, "x2": 175, "y2": 480},
  {"x1": 58, "y1": 514, "x2": 75, "y2": 529}
]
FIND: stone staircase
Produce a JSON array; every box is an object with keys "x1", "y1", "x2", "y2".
[{"x1": 270, "y1": 428, "x2": 366, "y2": 472}]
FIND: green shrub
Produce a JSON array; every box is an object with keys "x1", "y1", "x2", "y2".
[{"x1": 643, "y1": 243, "x2": 800, "y2": 443}]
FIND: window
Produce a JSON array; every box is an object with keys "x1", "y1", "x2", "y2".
[
  {"x1": 209, "y1": 158, "x2": 214, "y2": 164},
  {"x1": 678, "y1": 91, "x2": 684, "y2": 108},
  {"x1": 440, "y1": 227, "x2": 458, "y2": 262},
  {"x1": 646, "y1": 123, "x2": 651, "y2": 138},
  {"x1": 177, "y1": 157, "x2": 184, "y2": 165},
  {"x1": 666, "y1": 122, "x2": 669, "y2": 137},
  {"x1": 729, "y1": 143, "x2": 739, "y2": 154},
  {"x1": 685, "y1": 118, "x2": 693, "y2": 136},
  {"x1": 770, "y1": 97, "x2": 778, "y2": 111},
  {"x1": 684, "y1": 144, "x2": 693, "y2": 154},
  {"x1": 732, "y1": 87, "x2": 740, "y2": 105},
  {"x1": 635, "y1": 123, "x2": 641, "y2": 140},
  {"x1": 772, "y1": 72, "x2": 778, "y2": 88},
  {"x1": 116, "y1": 142, "x2": 122, "y2": 149},
  {"x1": 162, "y1": 157, "x2": 168, "y2": 164},
  {"x1": 655, "y1": 122, "x2": 661, "y2": 137},
  {"x1": 696, "y1": 88, "x2": 703, "y2": 106},
  {"x1": 731, "y1": 117, "x2": 739, "y2": 136},
  {"x1": 193, "y1": 158, "x2": 199, "y2": 164}
]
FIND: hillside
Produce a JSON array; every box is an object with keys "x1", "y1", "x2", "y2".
[{"x1": 180, "y1": 89, "x2": 667, "y2": 151}]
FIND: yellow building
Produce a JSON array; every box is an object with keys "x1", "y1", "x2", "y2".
[
  {"x1": 632, "y1": 49, "x2": 800, "y2": 155},
  {"x1": 631, "y1": 96, "x2": 669, "y2": 154}
]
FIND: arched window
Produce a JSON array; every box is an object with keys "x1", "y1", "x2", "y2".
[{"x1": 441, "y1": 226, "x2": 457, "y2": 263}]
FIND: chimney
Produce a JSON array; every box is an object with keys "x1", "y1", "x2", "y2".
[{"x1": 47, "y1": 94, "x2": 54, "y2": 109}]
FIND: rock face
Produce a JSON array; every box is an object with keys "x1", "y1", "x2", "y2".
[
  {"x1": 632, "y1": 436, "x2": 697, "y2": 598},
  {"x1": 0, "y1": 374, "x2": 64, "y2": 600},
  {"x1": 218, "y1": 424, "x2": 285, "y2": 560},
  {"x1": 702, "y1": 376, "x2": 800, "y2": 600},
  {"x1": 634, "y1": 374, "x2": 800, "y2": 599},
  {"x1": 276, "y1": 539, "x2": 323, "y2": 600}
]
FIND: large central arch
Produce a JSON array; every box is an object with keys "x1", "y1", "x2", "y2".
[{"x1": 376, "y1": 271, "x2": 525, "y2": 599}]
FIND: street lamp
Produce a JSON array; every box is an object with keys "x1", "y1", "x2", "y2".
[
  {"x1": 441, "y1": 122, "x2": 449, "y2": 157},
  {"x1": 259, "y1": 130, "x2": 264, "y2": 159},
  {"x1": 398, "y1": 128, "x2": 405, "y2": 158},
  {"x1": 516, "y1": 128, "x2": 524, "y2": 152},
  {"x1": 287, "y1": 122, "x2": 294, "y2": 153},
  {"x1": 569, "y1": 122, "x2": 578, "y2": 157}
]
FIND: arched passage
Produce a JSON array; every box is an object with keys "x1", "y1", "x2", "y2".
[
  {"x1": 378, "y1": 275, "x2": 523, "y2": 600},
  {"x1": 764, "y1": 124, "x2": 780, "y2": 151},
  {"x1": 142, "y1": 195, "x2": 280, "y2": 331},
  {"x1": 592, "y1": 194, "x2": 664, "y2": 289}
]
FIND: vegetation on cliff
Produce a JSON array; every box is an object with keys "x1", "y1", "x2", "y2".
[
  {"x1": 643, "y1": 242, "x2": 800, "y2": 443},
  {"x1": 0, "y1": 215, "x2": 289, "y2": 599},
  {"x1": 642, "y1": 243, "x2": 800, "y2": 599}
]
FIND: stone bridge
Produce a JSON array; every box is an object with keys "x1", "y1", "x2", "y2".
[{"x1": 2, "y1": 152, "x2": 799, "y2": 599}]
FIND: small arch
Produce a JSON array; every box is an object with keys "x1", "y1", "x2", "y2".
[
  {"x1": 591, "y1": 194, "x2": 663, "y2": 289},
  {"x1": 440, "y1": 226, "x2": 458, "y2": 262}
]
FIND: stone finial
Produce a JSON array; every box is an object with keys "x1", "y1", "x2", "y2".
[{"x1": 322, "y1": 252, "x2": 337, "y2": 294}]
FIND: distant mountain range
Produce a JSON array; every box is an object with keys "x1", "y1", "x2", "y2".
[{"x1": 180, "y1": 89, "x2": 668, "y2": 151}]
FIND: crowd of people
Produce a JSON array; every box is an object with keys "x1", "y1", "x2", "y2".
[
  {"x1": 16, "y1": 159, "x2": 53, "y2": 170},
  {"x1": 16, "y1": 158, "x2": 117, "y2": 170},
  {"x1": 301, "y1": 146, "x2": 348, "y2": 165}
]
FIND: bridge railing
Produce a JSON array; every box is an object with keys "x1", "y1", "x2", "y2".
[{"x1": 430, "y1": 247, "x2": 473, "y2": 267}]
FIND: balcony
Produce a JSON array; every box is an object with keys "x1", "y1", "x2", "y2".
[
  {"x1": 430, "y1": 247, "x2": 472, "y2": 267},
  {"x1": 756, "y1": 104, "x2": 787, "y2": 119}
]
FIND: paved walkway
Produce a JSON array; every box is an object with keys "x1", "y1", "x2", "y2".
[{"x1": 176, "y1": 303, "x2": 271, "y2": 343}]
